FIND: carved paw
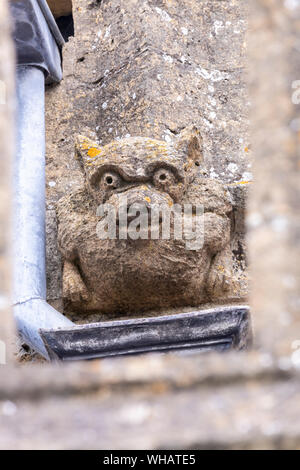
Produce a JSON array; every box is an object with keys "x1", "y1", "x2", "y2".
[
  {"x1": 207, "y1": 266, "x2": 231, "y2": 297},
  {"x1": 206, "y1": 251, "x2": 235, "y2": 300},
  {"x1": 63, "y1": 275, "x2": 90, "y2": 303}
]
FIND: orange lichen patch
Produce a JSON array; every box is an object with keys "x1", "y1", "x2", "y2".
[
  {"x1": 78, "y1": 140, "x2": 93, "y2": 151},
  {"x1": 217, "y1": 265, "x2": 225, "y2": 273},
  {"x1": 227, "y1": 181, "x2": 252, "y2": 186},
  {"x1": 87, "y1": 147, "x2": 102, "y2": 158},
  {"x1": 168, "y1": 200, "x2": 174, "y2": 207},
  {"x1": 244, "y1": 147, "x2": 249, "y2": 153},
  {"x1": 144, "y1": 196, "x2": 151, "y2": 203}
]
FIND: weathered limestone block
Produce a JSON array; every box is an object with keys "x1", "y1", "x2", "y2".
[
  {"x1": 57, "y1": 128, "x2": 237, "y2": 316},
  {"x1": 0, "y1": 0, "x2": 15, "y2": 361},
  {"x1": 45, "y1": 0, "x2": 250, "y2": 311}
]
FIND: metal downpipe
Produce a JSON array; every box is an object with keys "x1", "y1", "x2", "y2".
[{"x1": 13, "y1": 66, "x2": 73, "y2": 359}]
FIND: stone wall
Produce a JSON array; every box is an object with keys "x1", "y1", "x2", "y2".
[
  {"x1": 45, "y1": 0, "x2": 250, "y2": 311},
  {"x1": 0, "y1": 0, "x2": 15, "y2": 362}
]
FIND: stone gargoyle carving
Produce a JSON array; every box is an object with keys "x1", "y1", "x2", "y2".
[{"x1": 57, "y1": 127, "x2": 235, "y2": 315}]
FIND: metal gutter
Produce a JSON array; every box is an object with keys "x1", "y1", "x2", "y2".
[
  {"x1": 37, "y1": 0, "x2": 65, "y2": 48},
  {"x1": 41, "y1": 305, "x2": 251, "y2": 361}
]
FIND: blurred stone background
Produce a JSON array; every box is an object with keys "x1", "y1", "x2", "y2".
[
  {"x1": 0, "y1": 0, "x2": 15, "y2": 363},
  {"x1": 0, "y1": 0, "x2": 300, "y2": 450}
]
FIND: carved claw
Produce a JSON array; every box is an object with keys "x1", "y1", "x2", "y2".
[
  {"x1": 206, "y1": 249, "x2": 235, "y2": 300},
  {"x1": 63, "y1": 260, "x2": 90, "y2": 304}
]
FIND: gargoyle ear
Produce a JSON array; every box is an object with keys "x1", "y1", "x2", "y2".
[
  {"x1": 175, "y1": 126, "x2": 203, "y2": 166},
  {"x1": 75, "y1": 135, "x2": 104, "y2": 174}
]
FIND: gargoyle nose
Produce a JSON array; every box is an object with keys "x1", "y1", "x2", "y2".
[
  {"x1": 116, "y1": 199, "x2": 152, "y2": 224},
  {"x1": 113, "y1": 187, "x2": 172, "y2": 226}
]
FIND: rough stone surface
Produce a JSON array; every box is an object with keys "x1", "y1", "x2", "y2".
[
  {"x1": 45, "y1": 0, "x2": 250, "y2": 311},
  {"x1": 0, "y1": 0, "x2": 15, "y2": 362},
  {"x1": 1, "y1": 352, "x2": 300, "y2": 449},
  {"x1": 57, "y1": 128, "x2": 240, "y2": 317},
  {"x1": 46, "y1": 209, "x2": 63, "y2": 312}
]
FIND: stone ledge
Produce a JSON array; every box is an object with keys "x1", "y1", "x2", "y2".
[
  {"x1": 1, "y1": 352, "x2": 300, "y2": 449},
  {"x1": 1, "y1": 351, "x2": 298, "y2": 400}
]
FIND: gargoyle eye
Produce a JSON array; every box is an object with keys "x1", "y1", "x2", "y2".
[
  {"x1": 100, "y1": 171, "x2": 122, "y2": 189},
  {"x1": 153, "y1": 168, "x2": 175, "y2": 187}
]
